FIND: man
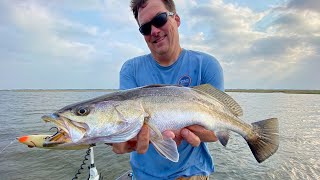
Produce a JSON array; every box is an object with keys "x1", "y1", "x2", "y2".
[{"x1": 113, "y1": 0, "x2": 224, "y2": 179}]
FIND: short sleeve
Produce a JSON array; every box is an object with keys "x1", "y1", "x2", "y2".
[
  {"x1": 202, "y1": 56, "x2": 224, "y2": 91},
  {"x1": 119, "y1": 60, "x2": 138, "y2": 90}
]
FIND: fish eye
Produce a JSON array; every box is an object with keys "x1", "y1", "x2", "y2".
[{"x1": 76, "y1": 107, "x2": 89, "y2": 116}]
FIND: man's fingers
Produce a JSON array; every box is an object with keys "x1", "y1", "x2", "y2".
[
  {"x1": 136, "y1": 124, "x2": 150, "y2": 154},
  {"x1": 163, "y1": 130, "x2": 184, "y2": 145},
  {"x1": 112, "y1": 142, "x2": 132, "y2": 154},
  {"x1": 187, "y1": 125, "x2": 218, "y2": 142},
  {"x1": 111, "y1": 124, "x2": 150, "y2": 154},
  {"x1": 111, "y1": 124, "x2": 216, "y2": 154},
  {"x1": 181, "y1": 128, "x2": 201, "y2": 147}
]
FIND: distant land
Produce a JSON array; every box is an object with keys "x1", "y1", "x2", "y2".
[
  {"x1": 1, "y1": 89, "x2": 320, "y2": 94},
  {"x1": 225, "y1": 89, "x2": 320, "y2": 94}
]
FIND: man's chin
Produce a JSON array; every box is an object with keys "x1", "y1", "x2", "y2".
[{"x1": 154, "y1": 46, "x2": 169, "y2": 55}]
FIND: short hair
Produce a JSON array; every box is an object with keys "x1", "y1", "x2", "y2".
[{"x1": 130, "y1": 0, "x2": 176, "y2": 22}]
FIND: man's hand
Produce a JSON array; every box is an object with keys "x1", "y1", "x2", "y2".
[
  {"x1": 108, "y1": 124, "x2": 150, "y2": 154},
  {"x1": 163, "y1": 125, "x2": 218, "y2": 147},
  {"x1": 108, "y1": 124, "x2": 217, "y2": 154}
]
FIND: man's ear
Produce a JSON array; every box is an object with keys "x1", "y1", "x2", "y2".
[{"x1": 175, "y1": 14, "x2": 181, "y2": 27}]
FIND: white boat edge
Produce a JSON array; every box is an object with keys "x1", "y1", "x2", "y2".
[{"x1": 115, "y1": 170, "x2": 134, "y2": 180}]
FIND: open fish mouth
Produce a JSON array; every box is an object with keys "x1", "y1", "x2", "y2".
[
  {"x1": 42, "y1": 114, "x2": 88, "y2": 143},
  {"x1": 41, "y1": 127, "x2": 92, "y2": 150},
  {"x1": 17, "y1": 127, "x2": 90, "y2": 150},
  {"x1": 42, "y1": 127, "x2": 72, "y2": 147}
]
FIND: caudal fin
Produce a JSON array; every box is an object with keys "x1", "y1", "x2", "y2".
[{"x1": 246, "y1": 118, "x2": 279, "y2": 163}]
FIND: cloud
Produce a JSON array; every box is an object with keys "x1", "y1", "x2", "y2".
[
  {"x1": 285, "y1": 56, "x2": 320, "y2": 89},
  {"x1": 0, "y1": 0, "x2": 319, "y2": 89},
  {"x1": 180, "y1": 0, "x2": 265, "y2": 54},
  {"x1": 286, "y1": 0, "x2": 320, "y2": 12},
  {"x1": 268, "y1": 10, "x2": 320, "y2": 36},
  {"x1": 0, "y1": 0, "x2": 144, "y2": 89},
  {"x1": 0, "y1": 0, "x2": 99, "y2": 64},
  {"x1": 178, "y1": 0, "x2": 320, "y2": 89}
]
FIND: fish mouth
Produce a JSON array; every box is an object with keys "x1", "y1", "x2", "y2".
[
  {"x1": 41, "y1": 114, "x2": 88, "y2": 143},
  {"x1": 42, "y1": 128, "x2": 90, "y2": 149},
  {"x1": 43, "y1": 128, "x2": 72, "y2": 147}
]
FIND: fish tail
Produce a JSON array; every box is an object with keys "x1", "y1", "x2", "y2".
[{"x1": 246, "y1": 118, "x2": 279, "y2": 163}]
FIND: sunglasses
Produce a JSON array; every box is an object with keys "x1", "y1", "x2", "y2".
[{"x1": 139, "y1": 12, "x2": 174, "y2": 35}]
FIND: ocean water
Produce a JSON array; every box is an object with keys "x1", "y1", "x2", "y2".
[{"x1": 0, "y1": 90, "x2": 319, "y2": 180}]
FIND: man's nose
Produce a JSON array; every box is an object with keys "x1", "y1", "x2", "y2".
[{"x1": 150, "y1": 25, "x2": 161, "y2": 36}]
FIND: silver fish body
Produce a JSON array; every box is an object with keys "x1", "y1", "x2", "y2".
[{"x1": 42, "y1": 84, "x2": 279, "y2": 163}]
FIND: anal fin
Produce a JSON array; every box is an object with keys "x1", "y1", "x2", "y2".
[{"x1": 216, "y1": 130, "x2": 230, "y2": 147}]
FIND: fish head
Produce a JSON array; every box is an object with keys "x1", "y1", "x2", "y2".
[
  {"x1": 42, "y1": 103, "x2": 94, "y2": 143},
  {"x1": 42, "y1": 98, "x2": 147, "y2": 144}
]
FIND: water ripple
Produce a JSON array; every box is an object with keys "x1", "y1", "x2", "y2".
[{"x1": 1, "y1": 91, "x2": 320, "y2": 179}]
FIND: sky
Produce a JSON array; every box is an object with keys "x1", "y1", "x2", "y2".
[{"x1": 0, "y1": 0, "x2": 319, "y2": 90}]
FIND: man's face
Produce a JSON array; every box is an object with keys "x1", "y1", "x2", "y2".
[{"x1": 137, "y1": 0, "x2": 180, "y2": 58}]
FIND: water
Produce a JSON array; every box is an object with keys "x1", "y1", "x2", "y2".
[{"x1": 0, "y1": 91, "x2": 319, "y2": 180}]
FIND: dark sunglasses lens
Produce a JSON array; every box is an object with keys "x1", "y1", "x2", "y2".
[
  {"x1": 139, "y1": 23, "x2": 151, "y2": 35},
  {"x1": 153, "y1": 13, "x2": 168, "y2": 28},
  {"x1": 139, "y1": 12, "x2": 168, "y2": 35}
]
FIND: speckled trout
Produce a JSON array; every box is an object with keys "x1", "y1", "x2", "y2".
[{"x1": 39, "y1": 84, "x2": 279, "y2": 163}]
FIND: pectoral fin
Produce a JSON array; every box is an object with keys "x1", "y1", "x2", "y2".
[
  {"x1": 107, "y1": 104, "x2": 147, "y2": 143},
  {"x1": 145, "y1": 121, "x2": 162, "y2": 140}
]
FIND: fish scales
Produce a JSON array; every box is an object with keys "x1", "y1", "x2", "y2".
[{"x1": 129, "y1": 86, "x2": 249, "y2": 135}]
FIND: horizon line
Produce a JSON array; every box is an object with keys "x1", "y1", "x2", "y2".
[{"x1": 1, "y1": 88, "x2": 319, "y2": 94}]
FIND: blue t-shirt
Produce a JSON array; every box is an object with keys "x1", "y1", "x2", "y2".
[{"x1": 119, "y1": 49, "x2": 224, "y2": 180}]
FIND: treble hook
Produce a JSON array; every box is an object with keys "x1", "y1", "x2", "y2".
[
  {"x1": 49, "y1": 127, "x2": 59, "y2": 132},
  {"x1": 50, "y1": 127, "x2": 60, "y2": 136},
  {"x1": 45, "y1": 127, "x2": 60, "y2": 140}
]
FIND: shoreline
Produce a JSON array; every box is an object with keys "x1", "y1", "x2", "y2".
[
  {"x1": 1, "y1": 89, "x2": 319, "y2": 94},
  {"x1": 225, "y1": 89, "x2": 320, "y2": 94}
]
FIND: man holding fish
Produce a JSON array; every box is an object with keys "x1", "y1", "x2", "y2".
[
  {"x1": 116, "y1": 0, "x2": 224, "y2": 179},
  {"x1": 18, "y1": 0, "x2": 279, "y2": 179}
]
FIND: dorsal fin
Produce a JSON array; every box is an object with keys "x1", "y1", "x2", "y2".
[{"x1": 192, "y1": 84, "x2": 243, "y2": 117}]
